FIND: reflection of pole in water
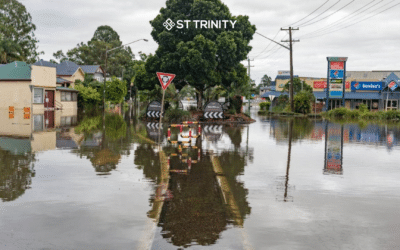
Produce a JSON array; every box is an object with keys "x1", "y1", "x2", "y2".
[{"x1": 284, "y1": 119, "x2": 293, "y2": 202}]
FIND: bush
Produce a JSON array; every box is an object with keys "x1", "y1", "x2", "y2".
[
  {"x1": 293, "y1": 91, "x2": 314, "y2": 114},
  {"x1": 164, "y1": 108, "x2": 191, "y2": 123},
  {"x1": 358, "y1": 103, "x2": 369, "y2": 113},
  {"x1": 327, "y1": 107, "x2": 348, "y2": 118},
  {"x1": 347, "y1": 109, "x2": 360, "y2": 119},
  {"x1": 228, "y1": 108, "x2": 236, "y2": 115},
  {"x1": 381, "y1": 110, "x2": 400, "y2": 120},
  {"x1": 259, "y1": 102, "x2": 271, "y2": 110}
]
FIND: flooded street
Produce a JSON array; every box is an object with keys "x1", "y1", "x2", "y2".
[{"x1": 1, "y1": 109, "x2": 400, "y2": 249}]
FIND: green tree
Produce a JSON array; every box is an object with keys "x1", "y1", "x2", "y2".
[
  {"x1": 293, "y1": 90, "x2": 315, "y2": 114},
  {"x1": 106, "y1": 77, "x2": 128, "y2": 104},
  {"x1": 260, "y1": 74, "x2": 272, "y2": 86},
  {"x1": 282, "y1": 77, "x2": 313, "y2": 94},
  {"x1": 147, "y1": 0, "x2": 256, "y2": 109},
  {"x1": 0, "y1": 0, "x2": 42, "y2": 63},
  {"x1": 74, "y1": 83, "x2": 102, "y2": 107},
  {"x1": 53, "y1": 25, "x2": 134, "y2": 77}
]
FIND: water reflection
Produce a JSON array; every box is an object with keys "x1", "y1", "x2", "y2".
[
  {"x1": 0, "y1": 110, "x2": 77, "y2": 201},
  {"x1": 324, "y1": 122, "x2": 344, "y2": 175},
  {"x1": 0, "y1": 140, "x2": 35, "y2": 202},
  {"x1": 72, "y1": 113, "x2": 130, "y2": 175},
  {"x1": 133, "y1": 123, "x2": 252, "y2": 248}
]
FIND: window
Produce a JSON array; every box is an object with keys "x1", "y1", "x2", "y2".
[
  {"x1": 61, "y1": 91, "x2": 77, "y2": 101},
  {"x1": 33, "y1": 88, "x2": 44, "y2": 104}
]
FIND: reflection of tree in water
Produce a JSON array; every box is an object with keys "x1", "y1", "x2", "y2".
[
  {"x1": 73, "y1": 113, "x2": 130, "y2": 175},
  {"x1": 159, "y1": 156, "x2": 227, "y2": 248},
  {"x1": 0, "y1": 148, "x2": 35, "y2": 202},
  {"x1": 277, "y1": 118, "x2": 315, "y2": 141},
  {"x1": 218, "y1": 151, "x2": 251, "y2": 220},
  {"x1": 134, "y1": 144, "x2": 160, "y2": 181},
  {"x1": 225, "y1": 125, "x2": 243, "y2": 148}
]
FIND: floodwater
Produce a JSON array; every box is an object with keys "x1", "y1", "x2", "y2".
[{"x1": 0, "y1": 109, "x2": 400, "y2": 249}]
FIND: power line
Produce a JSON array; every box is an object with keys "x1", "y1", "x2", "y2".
[
  {"x1": 296, "y1": 0, "x2": 342, "y2": 27},
  {"x1": 251, "y1": 30, "x2": 281, "y2": 59},
  {"x1": 303, "y1": 1, "x2": 400, "y2": 39},
  {"x1": 288, "y1": 0, "x2": 331, "y2": 26},
  {"x1": 300, "y1": 0, "x2": 356, "y2": 28},
  {"x1": 300, "y1": 0, "x2": 379, "y2": 38},
  {"x1": 255, "y1": 33, "x2": 289, "y2": 60},
  {"x1": 300, "y1": 0, "x2": 388, "y2": 38}
]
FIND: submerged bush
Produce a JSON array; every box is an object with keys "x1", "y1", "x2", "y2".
[
  {"x1": 259, "y1": 102, "x2": 271, "y2": 110},
  {"x1": 164, "y1": 108, "x2": 191, "y2": 123}
]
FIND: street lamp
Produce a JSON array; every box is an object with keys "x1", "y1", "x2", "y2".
[{"x1": 103, "y1": 38, "x2": 148, "y2": 110}]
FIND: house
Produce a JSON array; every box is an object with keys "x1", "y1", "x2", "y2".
[
  {"x1": 80, "y1": 65, "x2": 104, "y2": 82},
  {"x1": 33, "y1": 59, "x2": 85, "y2": 88},
  {"x1": 0, "y1": 61, "x2": 79, "y2": 113}
]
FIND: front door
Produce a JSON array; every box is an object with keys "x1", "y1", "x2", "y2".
[{"x1": 44, "y1": 90, "x2": 55, "y2": 108}]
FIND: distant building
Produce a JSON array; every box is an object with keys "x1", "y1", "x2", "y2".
[
  {"x1": 261, "y1": 70, "x2": 400, "y2": 111},
  {"x1": 80, "y1": 65, "x2": 104, "y2": 82}
]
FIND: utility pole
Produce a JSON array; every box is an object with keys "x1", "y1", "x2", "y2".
[
  {"x1": 281, "y1": 27, "x2": 299, "y2": 112},
  {"x1": 247, "y1": 57, "x2": 254, "y2": 114}
]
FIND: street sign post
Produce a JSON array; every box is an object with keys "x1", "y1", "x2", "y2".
[{"x1": 156, "y1": 72, "x2": 176, "y2": 140}]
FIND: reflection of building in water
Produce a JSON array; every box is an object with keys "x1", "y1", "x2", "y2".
[
  {"x1": 324, "y1": 122, "x2": 344, "y2": 175},
  {"x1": 0, "y1": 108, "x2": 79, "y2": 202},
  {"x1": 0, "y1": 138, "x2": 36, "y2": 202},
  {"x1": 309, "y1": 122, "x2": 400, "y2": 149}
]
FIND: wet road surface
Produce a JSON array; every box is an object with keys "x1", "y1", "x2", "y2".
[{"x1": 0, "y1": 110, "x2": 400, "y2": 249}]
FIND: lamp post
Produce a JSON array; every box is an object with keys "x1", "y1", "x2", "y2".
[{"x1": 103, "y1": 38, "x2": 148, "y2": 110}]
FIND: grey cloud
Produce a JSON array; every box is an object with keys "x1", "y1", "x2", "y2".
[{"x1": 18, "y1": 0, "x2": 400, "y2": 81}]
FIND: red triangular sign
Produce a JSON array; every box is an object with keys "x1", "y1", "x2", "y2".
[{"x1": 157, "y1": 72, "x2": 176, "y2": 90}]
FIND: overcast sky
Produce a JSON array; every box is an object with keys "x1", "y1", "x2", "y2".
[{"x1": 20, "y1": 0, "x2": 400, "y2": 84}]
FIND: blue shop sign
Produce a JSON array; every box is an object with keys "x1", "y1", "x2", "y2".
[
  {"x1": 351, "y1": 81, "x2": 382, "y2": 91},
  {"x1": 329, "y1": 70, "x2": 344, "y2": 79}
]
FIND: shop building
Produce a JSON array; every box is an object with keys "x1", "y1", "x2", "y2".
[{"x1": 261, "y1": 70, "x2": 400, "y2": 111}]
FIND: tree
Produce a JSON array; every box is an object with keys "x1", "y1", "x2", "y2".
[
  {"x1": 147, "y1": 0, "x2": 256, "y2": 109},
  {"x1": 0, "y1": 0, "x2": 42, "y2": 63},
  {"x1": 53, "y1": 26, "x2": 134, "y2": 77},
  {"x1": 282, "y1": 77, "x2": 313, "y2": 94},
  {"x1": 106, "y1": 77, "x2": 128, "y2": 104},
  {"x1": 74, "y1": 83, "x2": 102, "y2": 107},
  {"x1": 260, "y1": 74, "x2": 272, "y2": 86},
  {"x1": 293, "y1": 90, "x2": 315, "y2": 114}
]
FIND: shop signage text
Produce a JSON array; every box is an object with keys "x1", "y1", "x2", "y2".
[{"x1": 351, "y1": 81, "x2": 382, "y2": 91}]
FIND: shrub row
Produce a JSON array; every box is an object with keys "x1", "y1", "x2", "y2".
[{"x1": 323, "y1": 107, "x2": 400, "y2": 121}]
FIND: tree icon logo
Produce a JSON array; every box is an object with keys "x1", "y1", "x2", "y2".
[{"x1": 163, "y1": 18, "x2": 175, "y2": 31}]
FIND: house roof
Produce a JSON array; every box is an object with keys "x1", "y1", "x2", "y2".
[
  {"x1": 56, "y1": 61, "x2": 80, "y2": 76},
  {"x1": 56, "y1": 77, "x2": 72, "y2": 84},
  {"x1": 80, "y1": 65, "x2": 102, "y2": 74},
  {"x1": 33, "y1": 59, "x2": 57, "y2": 68},
  {"x1": 56, "y1": 86, "x2": 79, "y2": 92},
  {"x1": 0, "y1": 137, "x2": 31, "y2": 155},
  {"x1": 0, "y1": 61, "x2": 31, "y2": 80}
]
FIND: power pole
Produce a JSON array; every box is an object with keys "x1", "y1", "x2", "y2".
[
  {"x1": 281, "y1": 27, "x2": 299, "y2": 112},
  {"x1": 247, "y1": 57, "x2": 254, "y2": 114}
]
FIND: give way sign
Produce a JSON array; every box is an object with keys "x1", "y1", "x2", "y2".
[{"x1": 157, "y1": 72, "x2": 176, "y2": 90}]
